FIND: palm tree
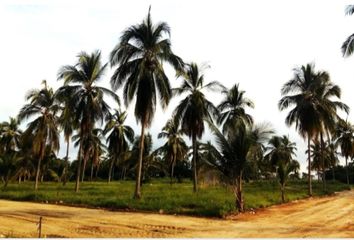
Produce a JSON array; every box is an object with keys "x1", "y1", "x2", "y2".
[
  {"x1": 158, "y1": 118, "x2": 188, "y2": 184},
  {"x1": 109, "y1": 8, "x2": 183, "y2": 199},
  {"x1": 279, "y1": 63, "x2": 329, "y2": 196},
  {"x1": 207, "y1": 121, "x2": 272, "y2": 212},
  {"x1": 0, "y1": 117, "x2": 22, "y2": 188},
  {"x1": 103, "y1": 109, "x2": 134, "y2": 183},
  {"x1": 173, "y1": 63, "x2": 224, "y2": 192},
  {"x1": 308, "y1": 139, "x2": 323, "y2": 181},
  {"x1": 56, "y1": 95, "x2": 77, "y2": 185},
  {"x1": 341, "y1": 5, "x2": 354, "y2": 57},
  {"x1": 327, "y1": 140, "x2": 339, "y2": 181},
  {"x1": 334, "y1": 119, "x2": 354, "y2": 185},
  {"x1": 277, "y1": 159, "x2": 300, "y2": 203},
  {"x1": 18, "y1": 81, "x2": 60, "y2": 190},
  {"x1": 0, "y1": 117, "x2": 22, "y2": 154},
  {"x1": 217, "y1": 83, "x2": 254, "y2": 135},
  {"x1": 265, "y1": 135, "x2": 297, "y2": 169},
  {"x1": 313, "y1": 72, "x2": 349, "y2": 190},
  {"x1": 57, "y1": 50, "x2": 119, "y2": 192}
]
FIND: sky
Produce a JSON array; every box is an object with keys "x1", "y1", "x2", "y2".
[{"x1": 1, "y1": 0, "x2": 354, "y2": 174}]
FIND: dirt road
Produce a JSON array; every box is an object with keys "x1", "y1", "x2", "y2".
[{"x1": 0, "y1": 190, "x2": 353, "y2": 238}]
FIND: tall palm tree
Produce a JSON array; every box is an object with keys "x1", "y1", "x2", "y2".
[
  {"x1": 217, "y1": 83, "x2": 254, "y2": 135},
  {"x1": 158, "y1": 118, "x2": 188, "y2": 184},
  {"x1": 341, "y1": 5, "x2": 354, "y2": 57},
  {"x1": 104, "y1": 109, "x2": 134, "y2": 183},
  {"x1": 279, "y1": 63, "x2": 331, "y2": 196},
  {"x1": 56, "y1": 95, "x2": 77, "y2": 185},
  {"x1": 313, "y1": 71, "x2": 349, "y2": 190},
  {"x1": 18, "y1": 81, "x2": 60, "y2": 190},
  {"x1": 109, "y1": 8, "x2": 183, "y2": 199},
  {"x1": 207, "y1": 121, "x2": 272, "y2": 212},
  {"x1": 57, "y1": 50, "x2": 119, "y2": 192},
  {"x1": 173, "y1": 63, "x2": 224, "y2": 192},
  {"x1": 334, "y1": 119, "x2": 354, "y2": 185}
]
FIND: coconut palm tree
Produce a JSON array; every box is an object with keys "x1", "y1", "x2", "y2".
[
  {"x1": 103, "y1": 109, "x2": 134, "y2": 183},
  {"x1": 341, "y1": 5, "x2": 354, "y2": 57},
  {"x1": 158, "y1": 118, "x2": 188, "y2": 184},
  {"x1": 109, "y1": 8, "x2": 183, "y2": 199},
  {"x1": 334, "y1": 119, "x2": 354, "y2": 185},
  {"x1": 57, "y1": 50, "x2": 119, "y2": 192},
  {"x1": 277, "y1": 159, "x2": 300, "y2": 203},
  {"x1": 173, "y1": 62, "x2": 224, "y2": 192},
  {"x1": 217, "y1": 83, "x2": 254, "y2": 135},
  {"x1": 0, "y1": 117, "x2": 22, "y2": 154},
  {"x1": 56, "y1": 95, "x2": 77, "y2": 185},
  {"x1": 265, "y1": 135, "x2": 297, "y2": 169},
  {"x1": 313, "y1": 71, "x2": 349, "y2": 190},
  {"x1": 279, "y1": 63, "x2": 329, "y2": 196},
  {"x1": 18, "y1": 81, "x2": 60, "y2": 190},
  {"x1": 206, "y1": 121, "x2": 272, "y2": 212}
]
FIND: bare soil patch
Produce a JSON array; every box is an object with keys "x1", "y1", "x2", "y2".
[{"x1": 0, "y1": 190, "x2": 353, "y2": 238}]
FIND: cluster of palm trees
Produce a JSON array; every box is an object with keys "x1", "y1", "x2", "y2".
[{"x1": 0, "y1": 7, "x2": 354, "y2": 212}]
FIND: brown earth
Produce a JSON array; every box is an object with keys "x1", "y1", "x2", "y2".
[{"x1": 0, "y1": 189, "x2": 353, "y2": 238}]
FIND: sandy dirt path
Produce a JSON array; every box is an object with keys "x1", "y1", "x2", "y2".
[{"x1": 0, "y1": 190, "x2": 353, "y2": 238}]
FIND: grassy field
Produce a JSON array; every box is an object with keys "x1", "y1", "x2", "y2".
[{"x1": 0, "y1": 179, "x2": 350, "y2": 217}]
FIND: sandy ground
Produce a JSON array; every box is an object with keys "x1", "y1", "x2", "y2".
[{"x1": 0, "y1": 190, "x2": 353, "y2": 238}]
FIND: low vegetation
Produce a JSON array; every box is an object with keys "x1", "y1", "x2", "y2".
[{"x1": 0, "y1": 180, "x2": 349, "y2": 217}]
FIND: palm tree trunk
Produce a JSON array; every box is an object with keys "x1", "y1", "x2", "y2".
[
  {"x1": 95, "y1": 164, "x2": 99, "y2": 180},
  {"x1": 90, "y1": 159, "x2": 94, "y2": 182},
  {"x1": 63, "y1": 139, "x2": 70, "y2": 186},
  {"x1": 192, "y1": 134, "x2": 198, "y2": 193},
  {"x1": 345, "y1": 157, "x2": 349, "y2": 185},
  {"x1": 81, "y1": 154, "x2": 88, "y2": 182},
  {"x1": 307, "y1": 136, "x2": 312, "y2": 196},
  {"x1": 332, "y1": 167, "x2": 335, "y2": 181},
  {"x1": 4, "y1": 170, "x2": 11, "y2": 188},
  {"x1": 75, "y1": 144, "x2": 82, "y2": 193},
  {"x1": 134, "y1": 120, "x2": 146, "y2": 199},
  {"x1": 108, "y1": 157, "x2": 115, "y2": 183},
  {"x1": 235, "y1": 172, "x2": 244, "y2": 212},
  {"x1": 170, "y1": 155, "x2": 175, "y2": 185},
  {"x1": 320, "y1": 132, "x2": 326, "y2": 191},
  {"x1": 34, "y1": 142, "x2": 45, "y2": 191},
  {"x1": 281, "y1": 184, "x2": 285, "y2": 203}
]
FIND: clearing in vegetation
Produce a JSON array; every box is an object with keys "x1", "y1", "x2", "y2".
[
  {"x1": 0, "y1": 188, "x2": 352, "y2": 238},
  {"x1": 0, "y1": 179, "x2": 349, "y2": 217}
]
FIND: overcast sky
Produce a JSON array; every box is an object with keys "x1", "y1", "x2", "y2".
[{"x1": 1, "y1": 0, "x2": 354, "y2": 173}]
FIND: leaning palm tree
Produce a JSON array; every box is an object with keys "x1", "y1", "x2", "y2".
[
  {"x1": 217, "y1": 83, "x2": 254, "y2": 135},
  {"x1": 173, "y1": 63, "x2": 224, "y2": 192},
  {"x1": 18, "y1": 81, "x2": 60, "y2": 190},
  {"x1": 57, "y1": 50, "x2": 119, "y2": 192},
  {"x1": 334, "y1": 119, "x2": 354, "y2": 185},
  {"x1": 279, "y1": 63, "x2": 328, "y2": 196},
  {"x1": 103, "y1": 109, "x2": 134, "y2": 183},
  {"x1": 109, "y1": 8, "x2": 183, "y2": 199},
  {"x1": 158, "y1": 118, "x2": 188, "y2": 184},
  {"x1": 341, "y1": 5, "x2": 354, "y2": 57}
]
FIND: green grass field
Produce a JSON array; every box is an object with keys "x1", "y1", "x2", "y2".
[{"x1": 0, "y1": 179, "x2": 350, "y2": 217}]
